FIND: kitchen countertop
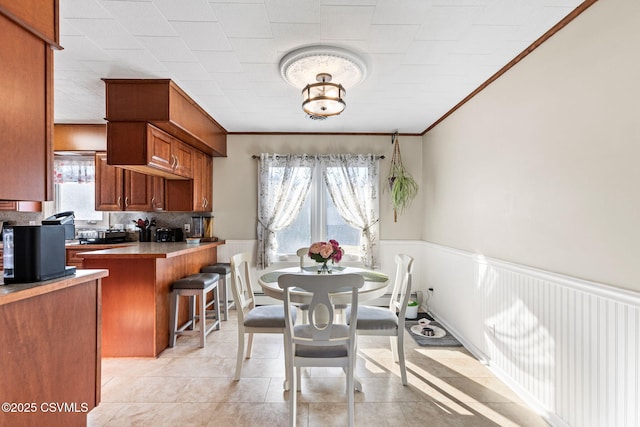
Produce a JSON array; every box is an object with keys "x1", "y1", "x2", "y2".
[
  {"x1": 77, "y1": 240, "x2": 225, "y2": 259},
  {"x1": 0, "y1": 269, "x2": 109, "y2": 306},
  {"x1": 66, "y1": 242, "x2": 134, "y2": 249}
]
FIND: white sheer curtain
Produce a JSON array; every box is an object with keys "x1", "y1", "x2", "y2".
[
  {"x1": 54, "y1": 157, "x2": 95, "y2": 184},
  {"x1": 321, "y1": 154, "x2": 380, "y2": 268},
  {"x1": 257, "y1": 153, "x2": 317, "y2": 269}
]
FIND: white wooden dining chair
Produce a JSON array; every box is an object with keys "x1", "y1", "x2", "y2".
[
  {"x1": 230, "y1": 252, "x2": 296, "y2": 387},
  {"x1": 346, "y1": 253, "x2": 414, "y2": 385},
  {"x1": 296, "y1": 247, "x2": 309, "y2": 269},
  {"x1": 278, "y1": 273, "x2": 364, "y2": 427}
]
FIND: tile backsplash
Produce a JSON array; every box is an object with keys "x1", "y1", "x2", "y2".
[{"x1": 1, "y1": 211, "x2": 211, "y2": 240}]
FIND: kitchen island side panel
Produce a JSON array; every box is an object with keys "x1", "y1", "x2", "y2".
[{"x1": 86, "y1": 258, "x2": 157, "y2": 357}]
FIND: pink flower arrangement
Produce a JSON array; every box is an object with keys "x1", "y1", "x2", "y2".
[{"x1": 308, "y1": 239, "x2": 343, "y2": 264}]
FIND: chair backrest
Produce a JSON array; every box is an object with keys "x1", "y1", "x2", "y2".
[
  {"x1": 388, "y1": 254, "x2": 414, "y2": 319},
  {"x1": 296, "y1": 247, "x2": 309, "y2": 269},
  {"x1": 230, "y1": 252, "x2": 256, "y2": 322},
  {"x1": 278, "y1": 273, "x2": 364, "y2": 346}
]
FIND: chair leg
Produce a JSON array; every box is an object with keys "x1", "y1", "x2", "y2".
[
  {"x1": 390, "y1": 335, "x2": 399, "y2": 362},
  {"x1": 219, "y1": 276, "x2": 228, "y2": 321},
  {"x1": 214, "y1": 286, "x2": 221, "y2": 329},
  {"x1": 169, "y1": 291, "x2": 178, "y2": 347},
  {"x1": 397, "y1": 333, "x2": 407, "y2": 386},
  {"x1": 234, "y1": 328, "x2": 244, "y2": 381},
  {"x1": 289, "y1": 364, "x2": 297, "y2": 427},
  {"x1": 199, "y1": 291, "x2": 206, "y2": 347},
  {"x1": 246, "y1": 332, "x2": 254, "y2": 358},
  {"x1": 188, "y1": 295, "x2": 196, "y2": 330},
  {"x1": 347, "y1": 352, "x2": 355, "y2": 427},
  {"x1": 283, "y1": 332, "x2": 291, "y2": 391}
]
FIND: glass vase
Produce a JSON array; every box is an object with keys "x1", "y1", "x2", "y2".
[{"x1": 317, "y1": 261, "x2": 332, "y2": 274}]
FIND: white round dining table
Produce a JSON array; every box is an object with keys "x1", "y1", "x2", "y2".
[{"x1": 258, "y1": 265, "x2": 390, "y2": 304}]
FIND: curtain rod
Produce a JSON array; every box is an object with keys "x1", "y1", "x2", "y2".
[{"x1": 251, "y1": 154, "x2": 385, "y2": 160}]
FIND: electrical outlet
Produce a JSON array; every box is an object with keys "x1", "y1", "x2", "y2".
[{"x1": 184, "y1": 224, "x2": 190, "y2": 233}]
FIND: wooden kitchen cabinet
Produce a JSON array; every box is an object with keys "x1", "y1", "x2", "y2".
[
  {"x1": 0, "y1": 200, "x2": 42, "y2": 212},
  {"x1": 66, "y1": 243, "x2": 134, "y2": 268},
  {"x1": 146, "y1": 124, "x2": 194, "y2": 178},
  {"x1": 107, "y1": 122, "x2": 194, "y2": 180},
  {"x1": 0, "y1": 2, "x2": 59, "y2": 202},
  {"x1": 95, "y1": 152, "x2": 164, "y2": 211},
  {"x1": 103, "y1": 78, "x2": 227, "y2": 157},
  {"x1": 196, "y1": 151, "x2": 213, "y2": 211},
  {"x1": 66, "y1": 247, "x2": 88, "y2": 268},
  {"x1": 54, "y1": 123, "x2": 107, "y2": 151},
  {"x1": 165, "y1": 150, "x2": 213, "y2": 212}
]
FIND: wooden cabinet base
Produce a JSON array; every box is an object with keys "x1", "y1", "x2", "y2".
[{"x1": 0, "y1": 271, "x2": 105, "y2": 427}]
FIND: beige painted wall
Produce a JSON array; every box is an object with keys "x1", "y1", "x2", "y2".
[
  {"x1": 422, "y1": 0, "x2": 640, "y2": 291},
  {"x1": 213, "y1": 134, "x2": 423, "y2": 241}
]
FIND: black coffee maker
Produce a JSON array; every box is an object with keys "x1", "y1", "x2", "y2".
[
  {"x1": 42, "y1": 211, "x2": 75, "y2": 240},
  {"x1": 2, "y1": 224, "x2": 73, "y2": 284}
]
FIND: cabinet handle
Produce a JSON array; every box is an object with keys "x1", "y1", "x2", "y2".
[
  {"x1": 124, "y1": 197, "x2": 129, "y2": 208},
  {"x1": 151, "y1": 196, "x2": 156, "y2": 207},
  {"x1": 117, "y1": 196, "x2": 122, "y2": 209},
  {"x1": 171, "y1": 154, "x2": 178, "y2": 170}
]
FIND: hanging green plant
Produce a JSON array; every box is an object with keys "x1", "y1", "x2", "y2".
[{"x1": 387, "y1": 131, "x2": 418, "y2": 222}]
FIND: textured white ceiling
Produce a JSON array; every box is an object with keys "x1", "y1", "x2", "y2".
[{"x1": 54, "y1": 0, "x2": 584, "y2": 134}]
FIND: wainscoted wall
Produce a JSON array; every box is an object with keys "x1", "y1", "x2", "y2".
[
  {"x1": 219, "y1": 239, "x2": 639, "y2": 426},
  {"x1": 423, "y1": 241, "x2": 640, "y2": 427}
]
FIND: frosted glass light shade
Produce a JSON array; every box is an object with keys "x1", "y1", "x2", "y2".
[{"x1": 301, "y1": 76, "x2": 346, "y2": 116}]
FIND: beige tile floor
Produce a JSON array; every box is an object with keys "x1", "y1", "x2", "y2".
[{"x1": 88, "y1": 311, "x2": 549, "y2": 427}]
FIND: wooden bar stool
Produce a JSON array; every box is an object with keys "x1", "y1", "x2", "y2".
[
  {"x1": 201, "y1": 263, "x2": 233, "y2": 320},
  {"x1": 169, "y1": 273, "x2": 221, "y2": 347}
]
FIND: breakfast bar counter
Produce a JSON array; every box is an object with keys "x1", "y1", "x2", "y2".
[{"x1": 81, "y1": 241, "x2": 224, "y2": 357}]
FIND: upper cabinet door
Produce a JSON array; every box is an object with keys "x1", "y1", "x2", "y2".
[
  {"x1": 124, "y1": 170, "x2": 154, "y2": 211},
  {"x1": 202, "y1": 155, "x2": 213, "y2": 211},
  {"x1": 95, "y1": 153, "x2": 124, "y2": 211},
  {"x1": 147, "y1": 125, "x2": 174, "y2": 174},
  {"x1": 172, "y1": 139, "x2": 193, "y2": 179},
  {"x1": 0, "y1": 13, "x2": 52, "y2": 201}
]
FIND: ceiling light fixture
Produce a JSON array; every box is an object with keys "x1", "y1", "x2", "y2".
[
  {"x1": 280, "y1": 46, "x2": 367, "y2": 119},
  {"x1": 302, "y1": 73, "x2": 345, "y2": 117}
]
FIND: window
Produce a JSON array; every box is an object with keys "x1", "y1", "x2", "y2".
[
  {"x1": 257, "y1": 153, "x2": 380, "y2": 269},
  {"x1": 276, "y1": 165, "x2": 361, "y2": 255},
  {"x1": 54, "y1": 155, "x2": 104, "y2": 222}
]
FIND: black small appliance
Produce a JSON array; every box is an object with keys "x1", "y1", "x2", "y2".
[
  {"x1": 2, "y1": 225, "x2": 75, "y2": 284},
  {"x1": 155, "y1": 228, "x2": 184, "y2": 242},
  {"x1": 42, "y1": 211, "x2": 75, "y2": 240},
  {"x1": 78, "y1": 230, "x2": 127, "y2": 245}
]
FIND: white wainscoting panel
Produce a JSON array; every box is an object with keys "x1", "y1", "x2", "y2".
[{"x1": 423, "y1": 242, "x2": 640, "y2": 427}]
